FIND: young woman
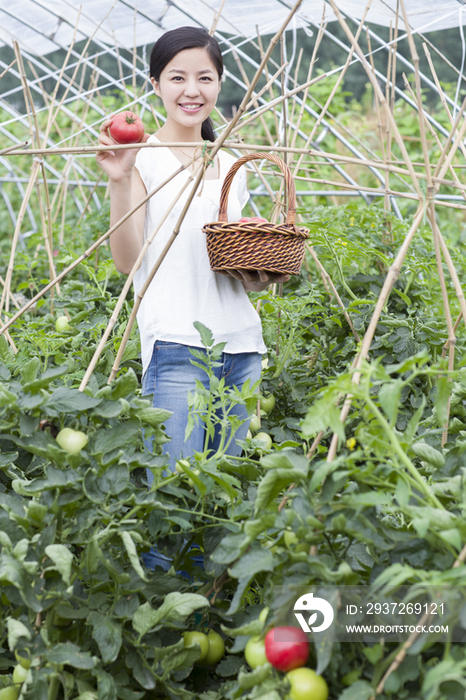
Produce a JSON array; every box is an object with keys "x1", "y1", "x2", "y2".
[{"x1": 96, "y1": 27, "x2": 288, "y2": 569}]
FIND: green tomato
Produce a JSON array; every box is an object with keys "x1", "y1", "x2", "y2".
[
  {"x1": 285, "y1": 668, "x2": 329, "y2": 700},
  {"x1": 14, "y1": 650, "x2": 31, "y2": 670},
  {"x1": 244, "y1": 636, "x2": 267, "y2": 668},
  {"x1": 249, "y1": 413, "x2": 261, "y2": 433},
  {"x1": 0, "y1": 686, "x2": 19, "y2": 700},
  {"x1": 260, "y1": 394, "x2": 276, "y2": 414},
  {"x1": 56, "y1": 427, "x2": 88, "y2": 455},
  {"x1": 255, "y1": 432, "x2": 273, "y2": 451},
  {"x1": 284, "y1": 529, "x2": 298, "y2": 548},
  {"x1": 183, "y1": 631, "x2": 209, "y2": 661},
  {"x1": 54, "y1": 316, "x2": 72, "y2": 333},
  {"x1": 199, "y1": 630, "x2": 225, "y2": 665},
  {"x1": 12, "y1": 664, "x2": 28, "y2": 686},
  {"x1": 175, "y1": 459, "x2": 191, "y2": 474},
  {"x1": 283, "y1": 530, "x2": 309, "y2": 553}
]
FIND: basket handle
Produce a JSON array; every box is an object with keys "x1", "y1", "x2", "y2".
[{"x1": 218, "y1": 152, "x2": 297, "y2": 225}]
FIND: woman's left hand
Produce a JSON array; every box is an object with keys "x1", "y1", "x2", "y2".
[{"x1": 225, "y1": 269, "x2": 290, "y2": 291}]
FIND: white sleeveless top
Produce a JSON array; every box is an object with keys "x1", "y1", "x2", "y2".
[{"x1": 133, "y1": 136, "x2": 266, "y2": 376}]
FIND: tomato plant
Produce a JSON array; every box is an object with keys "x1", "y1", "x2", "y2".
[
  {"x1": 2, "y1": 197, "x2": 466, "y2": 700},
  {"x1": 109, "y1": 111, "x2": 144, "y2": 144}
]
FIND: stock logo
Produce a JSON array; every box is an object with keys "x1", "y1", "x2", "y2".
[{"x1": 294, "y1": 592, "x2": 334, "y2": 633}]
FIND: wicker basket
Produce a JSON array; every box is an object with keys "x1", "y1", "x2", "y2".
[{"x1": 203, "y1": 152, "x2": 309, "y2": 275}]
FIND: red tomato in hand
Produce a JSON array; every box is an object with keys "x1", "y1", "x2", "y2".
[
  {"x1": 109, "y1": 112, "x2": 144, "y2": 144},
  {"x1": 264, "y1": 626, "x2": 309, "y2": 672}
]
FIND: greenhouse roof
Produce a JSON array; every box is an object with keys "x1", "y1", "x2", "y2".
[{"x1": 0, "y1": 0, "x2": 465, "y2": 56}]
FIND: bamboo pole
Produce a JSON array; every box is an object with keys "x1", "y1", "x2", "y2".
[{"x1": 326, "y1": 204, "x2": 426, "y2": 461}]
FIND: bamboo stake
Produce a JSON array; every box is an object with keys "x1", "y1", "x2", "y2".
[
  {"x1": 429, "y1": 206, "x2": 456, "y2": 446},
  {"x1": 403, "y1": 76, "x2": 466, "y2": 202},
  {"x1": 289, "y1": 12, "x2": 327, "y2": 157},
  {"x1": 326, "y1": 204, "x2": 426, "y2": 461},
  {"x1": 0, "y1": 59, "x2": 17, "y2": 80},
  {"x1": 0, "y1": 142, "x2": 29, "y2": 156},
  {"x1": 423, "y1": 44, "x2": 466, "y2": 161},
  {"x1": 14, "y1": 45, "x2": 61, "y2": 303},
  {"x1": 326, "y1": 0, "x2": 422, "y2": 199}
]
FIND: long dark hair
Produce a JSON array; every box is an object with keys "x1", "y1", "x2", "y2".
[{"x1": 150, "y1": 26, "x2": 223, "y2": 142}]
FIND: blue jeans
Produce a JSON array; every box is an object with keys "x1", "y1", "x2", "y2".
[{"x1": 141, "y1": 340, "x2": 261, "y2": 572}]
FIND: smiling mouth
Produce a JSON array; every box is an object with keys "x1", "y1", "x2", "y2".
[{"x1": 179, "y1": 103, "x2": 203, "y2": 110}]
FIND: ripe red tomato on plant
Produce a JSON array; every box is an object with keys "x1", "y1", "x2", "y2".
[
  {"x1": 109, "y1": 112, "x2": 144, "y2": 144},
  {"x1": 264, "y1": 626, "x2": 309, "y2": 672}
]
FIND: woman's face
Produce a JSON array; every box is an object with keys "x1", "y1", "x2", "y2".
[{"x1": 152, "y1": 47, "x2": 221, "y2": 133}]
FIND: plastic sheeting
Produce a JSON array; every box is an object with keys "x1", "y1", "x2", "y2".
[{"x1": 0, "y1": 0, "x2": 465, "y2": 56}]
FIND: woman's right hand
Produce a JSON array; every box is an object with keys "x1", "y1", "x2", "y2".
[{"x1": 96, "y1": 118, "x2": 148, "y2": 182}]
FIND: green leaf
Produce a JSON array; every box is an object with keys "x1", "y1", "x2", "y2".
[
  {"x1": 46, "y1": 643, "x2": 96, "y2": 669},
  {"x1": 238, "y1": 662, "x2": 272, "y2": 689},
  {"x1": 220, "y1": 618, "x2": 264, "y2": 638},
  {"x1": 91, "y1": 421, "x2": 140, "y2": 454},
  {"x1": 215, "y1": 655, "x2": 245, "y2": 677},
  {"x1": 45, "y1": 544, "x2": 74, "y2": 584},
  {"x1": 193, "y1": 321, "x2": 215, "y2": 348},
  {"x1": 132, "y1": 593, "x2": 210, "y2": 637},
  {"x1": 260, "y1": 451, "x2": 309, "y2": 473},
  {"x1": 228, "y1": 548, "x2": 274, "y2": 579},
  {"x1": 337, "y1": 680, "x2": 375, "y2": 700},
  {"x1": 403, "y1": 396, "x2": 426, "y2": 444},
  {"x1": 7, "y1": 617, "x2": 32, "y2": 650},
  {"x1": 301, "y1": 394, "x2": 346, "y2": 443},
  {"x1": 97, "y1": 369, "x2": 139, "y2": 400},
  {"x1": 22, "y1": 364, "x2": 69, "y2": 391},
  {"x1": 411, "y1": 441, "x2": 445, "y2": 468},
  {"x1": 120, "y1": 531, "x2": 148, "y2": 581},
  {"x1": 88, "y1": 612, "x2": 122, "y2": 664},
  {"x1": 137, "y1": 406, "x2": 172, "y2": 427},
  {"x1": 46, "y1": 386, "x2": 102, "y2": 413},
  {"x1": 378, "y1": 379, "x2": 403, "y2": 425},
  {"x1": 19, "y1": 356, "x2": 41, "y2": 383},
  {"x1": 438, "y1": 528, "x2": 462, "y2": 552},
  {"x1": 211, "y1": 532, "x2": 249, "y2": 565},
  {"x1": 254, "y1": 468, "x2": 306, "y2": 514}
]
